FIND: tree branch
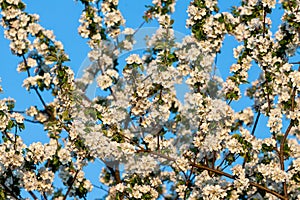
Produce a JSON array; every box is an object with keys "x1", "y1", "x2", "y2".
[
  {"x1": 137, "y1": 149, "x2": 288, "y2": 200},
  {"x1": 279, "y1": 67, "x2": 298, "y2": 198},
  {"x1": 279, "y1": 120, "x2": 293, "y2": 198},
  {"x1": 105, "y1": 161, "x2": 122, "y2": 184}
]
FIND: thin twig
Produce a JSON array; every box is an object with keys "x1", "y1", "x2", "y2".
[
  {"x1": 28, "y1": 191, "x2": 38, "y2": 200},
  {"x1": 251, "y1": 111, "x2": 261, "y2": 135},
  {"x1": 42, "y1": 192, "x2": 48, "y2": 200},
  {"x1": 92, "y1": 184, "x2": 109, "y2": 192},
  {"x1": 8, "y1": 110, "x2": 26, "y2": 114},
  {"x1": 22, "y1": 55, "x2": 48, "y2": 108},
  {"x1": 63, "y1": 170, "x2": 80, "y2": 200},
  {"x1": 227, "y1": 98, "x2": 233, "y2": 105},
  {"x1": 24, "y1": 118, "x2": 42, "y2": 124},
  {"x1": 289, "y1": 61, "x2": 300, "y2": 64},
  {"x1": 133, "y1": 21, "x2": 146, "y2": 36},
  {"x1": 262, "y1": 7, "x2": 266, "y2": 37}
]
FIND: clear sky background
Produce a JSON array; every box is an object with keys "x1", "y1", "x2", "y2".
[{"x1": 0, "y1": 0, "x2": 298, "y2": 199}]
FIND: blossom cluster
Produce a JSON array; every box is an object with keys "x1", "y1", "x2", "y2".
[{"x1": 0, "y1": 0, "x2": 299, "y2": 199}]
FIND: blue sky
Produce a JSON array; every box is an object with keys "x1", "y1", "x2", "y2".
[{"x1": 0, "y1": 0, "x2": 298, "y2": 199}]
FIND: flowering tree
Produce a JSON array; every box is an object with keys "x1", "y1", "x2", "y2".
[{"x1": 0, "y1": 0, "x2": 300, "y2": 199}]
